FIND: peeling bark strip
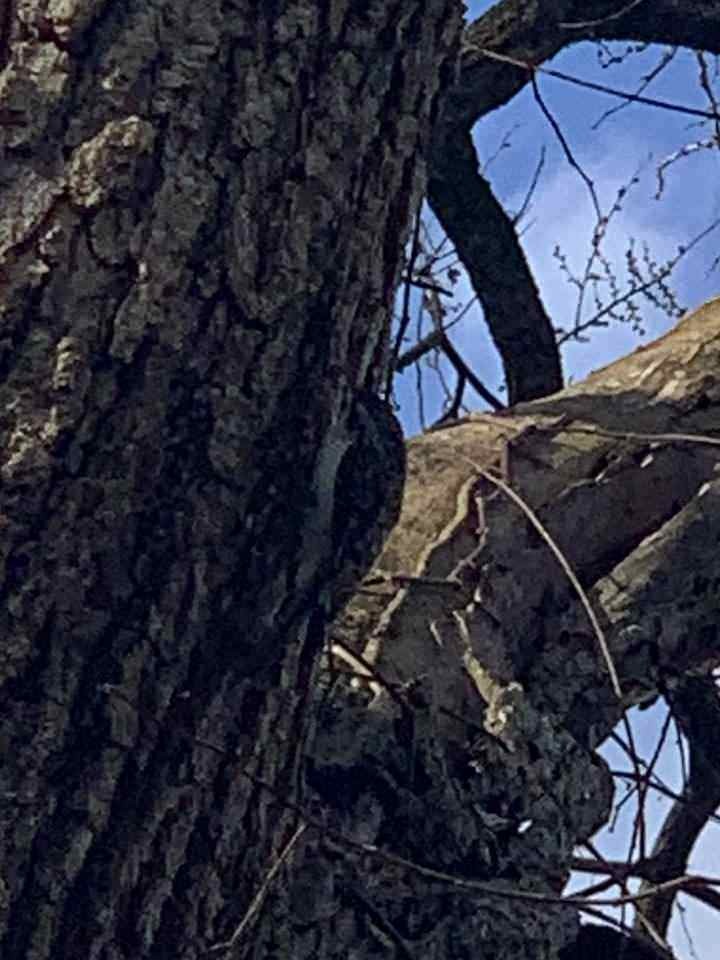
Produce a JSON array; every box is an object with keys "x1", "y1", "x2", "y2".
[
  {"x1": 2, "y1": 2, "x2": 720, "y2": 959},
  {"x1": 0, "y1": 2, "x2": 462, "y2": 958},
  {"x1": 336, "y1": 296, "x2": 720, "y2": 737},
  {"x1": 327, "y1": 297, "x2": 720, "y2": 959}
]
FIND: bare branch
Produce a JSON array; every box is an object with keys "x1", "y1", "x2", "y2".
[
  {"x1": 390, "y1": 210, "x2": 424, "y2": 397},
  {"x1": 591, "y1": 46, "x2": 678, "y2": 130},
  {"x1": 473, "y1": 48, "x2": 720, "y2": 123},
  {"x1": 633, "y1": 676, "x2": 720, "y2": 937},
  {"x1": 529, "y1": 72, "x2": 602, "y2": 221},
  {"x1": 511, "y1": 146, "x2": 546, "y2": 226},
  {"x1": 440, "y1": 332, "x2": 504, "y2": 411},
  {"x1": 559, "y1": 0, "x2": 652, "y2": 31}
]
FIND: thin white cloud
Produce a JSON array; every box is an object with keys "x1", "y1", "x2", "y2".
[{"x1": 504, "y1": 143, "x2": 719, "y2": 381}]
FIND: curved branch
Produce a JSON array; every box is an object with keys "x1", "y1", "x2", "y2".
[
  {"x1": 456, "y1": 2, "x2": 720, "y2": 129},
  {"x1": 427, "y1": 0, "x2": 720, "y2": 407},
  {"x1": 427, "y1": 131, "x2": 563, "y2": 404},
  {"x1": 634, "y1": 676, "x2": 720, "y2": 937}
]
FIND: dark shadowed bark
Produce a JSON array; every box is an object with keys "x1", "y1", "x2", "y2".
[
  {"x1": 328, "y1": 297, "x2": 720, "y2": 960},
  {"x1": 2, "y1": 2, "x2": 720, "y2": 959},
  {"x1": 0, "y1": 2, "x2": 461, "y2": 957}
]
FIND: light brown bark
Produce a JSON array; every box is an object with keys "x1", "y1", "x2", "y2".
[
  {"x1": 0, "y1": 2, "x2": 461, "y2": 957},
  {"x1": 2, "y1": 2, "x2": 720, "y2": 959},
  {"x1": 328, "y1": 297, "x2": 720, "y2": 960}
]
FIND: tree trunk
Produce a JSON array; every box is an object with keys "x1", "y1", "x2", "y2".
[
  {"x1": 3, "y1": 2, "x2": 720, "y2": 959},
  {"x1": 326, "y1": 297, "x2": 720, "y2": 960},
  {"x1": 0, "y1": 3, "x2": 462, "y2": 958}
]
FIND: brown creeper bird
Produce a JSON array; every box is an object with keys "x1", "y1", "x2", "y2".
[{"x1": 329, "y1": 390, "x2": 406, "y2": 616}]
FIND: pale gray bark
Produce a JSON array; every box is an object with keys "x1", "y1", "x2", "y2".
[
  {"x1": 2, "y1": 2, "x2": 720, "y2": 959},
  {"x1": 328, "y1": 297, "x2": 720, "y2": 960}
]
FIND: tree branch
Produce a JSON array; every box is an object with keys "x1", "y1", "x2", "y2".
[
  {"x1": 426, "y1": 0, "x2": 720, "y2": 407},
  {"x1": 633, "y1": 676, "x2": 720, "y2": 937},
  {"x1": 427, "y1": 129, "x2": 563, "y2": 404}
]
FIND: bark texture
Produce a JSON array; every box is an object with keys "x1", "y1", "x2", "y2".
[
  {"x1": 0, "y1": 2, "x2": 462, "y2": 958},
  {"x1": 327, "y1": 297, "x2": 720, "y2": 960},
  {"x1": 2, "y1": 2, "x2": 720, "y2": 959}
]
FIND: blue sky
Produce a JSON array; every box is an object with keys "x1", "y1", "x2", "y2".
[
  {"x1": 396, "y1": 0, "x2": 720, "y2": 433},
  {"x1": 393, "y1": 3, "x2": 720, "y2": 956}
]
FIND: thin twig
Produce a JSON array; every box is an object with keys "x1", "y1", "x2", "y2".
[
  {"x1": 206, "y1": 822, "x2": 307, "y2": 954},
  {"x1": 512, "y1": 146, "x2": 546, "y2": 226},
  {"x1": 530, "y1": 72, "x2": 602, "y2": 221},
  {"x1": 461, "y1": 456, "x2": 623, "y2": 699},
  {"x1": 591, "y1": 46, "x2": 677, "y2": 130},
  {"x1": 389, "y1": 209, "x2": 423, "y2": 396},
  {"x1": 237, "y1": 771, "x2": 720, "y2": 910},
  {"x1": 564, "y1": 425, "x2": 720, "y2": 447},
  {"x1": 473, "y1": 48, "x2": 720, "y2": 123},
  {"x1": 559, "y1": 0, "x2": 649, "y2": 30}
]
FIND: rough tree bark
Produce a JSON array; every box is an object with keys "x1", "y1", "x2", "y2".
[
  {"x1": 2, "y1": 3, "x2": 720, "y2": 960},
  {"x1": 325, "y1": 297, "x2": 720, "y2": 960},
  {"x1": 0, "y1": 2, "x2": 461, "y2": 957}
]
